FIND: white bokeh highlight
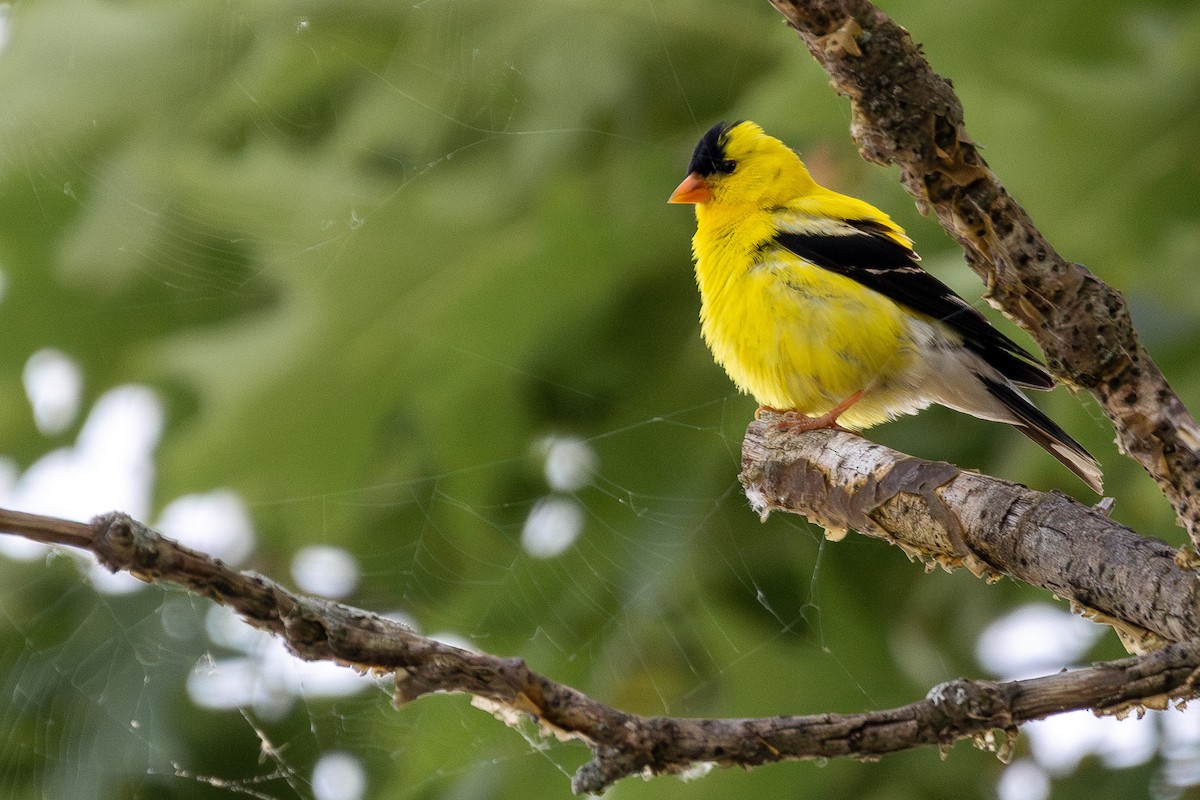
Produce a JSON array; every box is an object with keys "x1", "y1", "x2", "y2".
[
  {"x1": 980, "y1": 603, "x2": 1193, "y2": 794},
  {"x1": 312, "y1": 751, "x2": 367, "y2": 800},
  {"x1": 1162, "y1": 709, "x2": 1200, "y2": 792},
  {"x1": 85, "y1": 560, "x2": 146, "y2": 595},
  {"x1": 23, "y1": 348, "x2": 83, "y2": 436},
  {"x1": 0, "y1": 378, "x2": 261, "y2": 595},
  {"x1": 975, "y1": 603, "x2": 1105, "y2": 680},
  {"x1": 0, "y1": 4, "x2": 10, "y2": 56},
  {"x1": 190, "y1": 606, "x2": 374, "y2": 719},
  {"x1": 997, "y1": 759, "x2": 1050, "y2": 800},
  {"x1": 206, "y1": 604, "x2": 267, "y2": 653},
  {"x1": 0, "y1": 384, "x2": 164, "y2": 577},
  {"x1": 1024, "y1": 711, "x2": 1157, "y2": 777},
  {"x1": 520, "y1": 495, "x2": 583, "y2": 559},
  {"x1": 291, "y1": 545, "x2": 360, "y2": 599},
  {"x1": 8, "y1": 384, "x2": 163, "y2": 522},
  {"x1": 538, "y1": 434, "x2": 596, "y2": 492},
  {"x1": 156, "y1": 490, "x2": 256, "y2": 566}
]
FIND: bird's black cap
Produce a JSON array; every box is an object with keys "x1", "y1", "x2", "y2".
[{"x1": 687, "y1": 120, "x2": 742, "y2": 177}]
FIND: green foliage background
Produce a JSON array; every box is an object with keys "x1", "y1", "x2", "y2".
[{"x1": 0, "y1": 0, "x2": 1198, "y2": 798}]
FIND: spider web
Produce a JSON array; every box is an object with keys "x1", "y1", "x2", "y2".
[{"x1": 1, "y1": 2, "x2": 1199, "y2": 800}]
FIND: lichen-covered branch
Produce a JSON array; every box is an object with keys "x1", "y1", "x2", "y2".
[
  {"x1": 767, "y1": 0, "x2": 1200, "y2": 547},
  {"x1": 2, "y1": 505, "x2": 1198, "y2": 794},
  {"x1": 740, "y1": 418, "x2": 1200, "y2": 650}
]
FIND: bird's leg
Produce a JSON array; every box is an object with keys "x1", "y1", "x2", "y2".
[{"x1": 760, "y1": 390, "x2": 865, "y2": 434}]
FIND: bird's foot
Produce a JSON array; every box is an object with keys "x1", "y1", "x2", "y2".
[
  {"x1": 758, "y1": 391, "x2": 865, "y2": 434},
  {"x1": 754, "y1": 405, "x2": 780, "y2": 421},
  {"x1": 774, "y1": 410, "x2": 853, "y2": 434}
]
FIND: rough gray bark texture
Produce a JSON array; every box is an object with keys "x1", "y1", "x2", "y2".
[{"x1": 768, "y1": 0, "x2": 1200, "y2": 547}]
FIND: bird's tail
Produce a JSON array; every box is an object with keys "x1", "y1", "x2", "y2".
[{"x1": 977, "y1": 375, "x2": 1103, "y2": 494}]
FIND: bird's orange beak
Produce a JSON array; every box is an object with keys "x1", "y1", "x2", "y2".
[{"x1": 668, "y1": 172, "x2": 712, "y2": 204}]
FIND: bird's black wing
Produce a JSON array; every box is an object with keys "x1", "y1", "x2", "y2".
[{"x1": 772, "y1": 219, "x2": 1053, "y2": 390}]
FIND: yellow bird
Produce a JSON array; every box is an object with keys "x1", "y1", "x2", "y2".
[{"x1": 669, "y1": 120, "x2": 1102, "y2": 493}]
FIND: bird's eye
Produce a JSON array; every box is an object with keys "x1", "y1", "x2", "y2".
[{"x1": 717, "y1": 158, "x2": 737, "y2": 174}]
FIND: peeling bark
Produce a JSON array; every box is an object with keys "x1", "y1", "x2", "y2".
[{"x1": 740, "y1": 419, "x2": 1200, "y2": 649}]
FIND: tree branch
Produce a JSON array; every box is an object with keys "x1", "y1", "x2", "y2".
[
  {"x1": 740, "y1": 418, "x2": 1200, "y2": 650},
  {"x1": 766, "y1": 0, "x2": 1200, "y2": 547},
  {"x1": 2, "y1": 506, "x2": 1199, "y2": 795}
]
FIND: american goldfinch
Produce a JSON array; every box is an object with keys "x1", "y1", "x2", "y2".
[{"x1": 669, "y1": 120, "x2": 1102, "y2": 493}]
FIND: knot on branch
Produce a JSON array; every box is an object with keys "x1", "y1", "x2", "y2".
[
  {"x1": 280, "y1": 595, "x2": 336, "y2": 659},
  {"x1": 90, "y1": 511, "x2": 159, "y2": 577},
  {"x1": 927, "y1": 679, "x2": 1012, "y2": 728},
  {"x1": 573, "y1": 747, "x2": 635, "y2": 796},
  {"x1": 572, "y1": 718, "x2": 709, "y2": 798}
]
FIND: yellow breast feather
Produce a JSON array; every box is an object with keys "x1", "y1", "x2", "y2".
[{"x1": 692, "y1": 204, "x2": 917, "y2": 428}]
